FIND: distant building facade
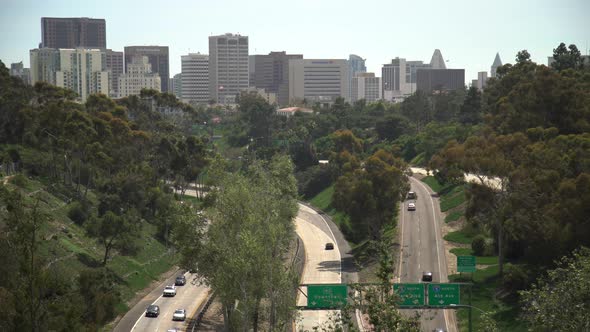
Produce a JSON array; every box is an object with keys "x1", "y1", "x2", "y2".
[
  {"x1": 41, "y1": 17, "x2": 106, "y2": 49},
  {"x1": 288, "y1": 59, "x2": 349, "y2": 105},
  {"x1": 124, "y1": 46, "x2": 169, "y2": 92},
  {"x1": 491, "y1": 53, "x2": 502, "y2": 78},
  {"x1": 208, "y1": 33, "x2": 249, "y2": 104},
  {"x1": 416, "y1": 69, "x2": 465, "y2": 93},
  {"x1": 547, "y1": 55, "x2": 590, "y2": 67},
  {"x1": 251, "y1": 51, "x2": 303, "y2": 106},
  {"x1": 476, "y1": 71, "x2": 488, "y2": 90},
  {"x1": 351, "y1": 72, "x2": 382, "y2": 102},
  {"x1": 10, "y1": 62, "x2": 31, "y2": 85},
  {"x1": 349, "y1": 54, "x2": 366, "y2": 99},
  {"x1": 118, "y1": 55, "x2": 161, "y2": 98},
  {"x1": 430, "y1": 49, "x2": 447, "y2": 69},
  {"x1": 170, "y1": 73, "x2": 182, "y2": 99},
  {"x1": 105, "y1": 49, "x2": 123, "y2": 98},
  {"x1": 30, "y1": 48, "x2": 109, "y2": 101},
  {"x1": 181, "y1": 53, "x2": 209, "y2": 104},
  {"x1": 242, "y1": 87, "x2": 277, "y2": 105}
]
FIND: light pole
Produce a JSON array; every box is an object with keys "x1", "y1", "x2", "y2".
[{"x1": 449, "y1": 304, "x2": 488, "y2": 332}]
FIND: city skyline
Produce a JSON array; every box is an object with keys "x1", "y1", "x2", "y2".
[{"x1": 1, "y1": 0, "x2": 588, "y2": 83}]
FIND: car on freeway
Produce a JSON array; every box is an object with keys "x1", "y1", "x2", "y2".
[
  {"x1": 163, "y1": 285, "x2": 177, "y2": 297},
  {"x1": 145, "y1": 304, "x2": 160, "y2": 317},
  {"x1": 175, "y1": 275, "x2": 186, "y2": 286},
  {"x1": 325, "y1": 242, "x2": 334, "y2": 250},
  {"x1": 172, "y1": 309, "x2": 186, "y2": 321},
  {"x1": 433, "y1": 329, "x2": 446, "y2": 332},
  {"x1": 407, "y1": 191, "x2": 417, "y2": 200},
  {"x1": 407, "y1": 202, "x2": 416, "y2": 211},
  {"x1": 422, "y1": 271, "x2": 433, "y2": 282}
]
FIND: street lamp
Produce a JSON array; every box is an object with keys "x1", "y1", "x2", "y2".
[{"x1": 449, "y1": 304, "x2": 488, "y2": 332}]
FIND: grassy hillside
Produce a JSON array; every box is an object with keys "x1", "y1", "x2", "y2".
[{"x1": 3, "y1": 176, "x2": 177, "y2": 315}]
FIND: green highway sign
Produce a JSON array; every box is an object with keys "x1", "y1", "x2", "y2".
[
  {"x1": 307, "y1": 284, "x2": 348, "y2": 309},
  {"x1": 428, "y1": 283, "x2": 460, "y2": 307},
  {"x1": 393, "y1": 283, "x2": 425, "y2": 307},
  {"x1": 457, "y1": 255, "x2": 476, "y2": 272}
]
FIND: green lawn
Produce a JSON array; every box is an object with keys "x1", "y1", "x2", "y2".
[
  {"x1": 440, "y1": 188, "x2": 466, "y2": 212},
  {"x1": 422, "y1": 176, "x2": 445, "y2": 193},
  {"x1": 445, "y1": 210, "x2": 464, "y2": 223},
  {"x1": 450, "y1": 265, "x2": 526, "y2": 331},
  {"x1": 444, "y1": 230, "x2": 475, "y2": 245}
]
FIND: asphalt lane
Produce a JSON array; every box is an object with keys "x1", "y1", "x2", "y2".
[
  {"x1": 130, "y1": 271, "x2": 209, "y2": 332},
  {"x1": 295, "y1": 203, "x2": 342, "y2": 331},
  {"x1": 398, "y1": 177, "x2": 457, "y2": 332}
]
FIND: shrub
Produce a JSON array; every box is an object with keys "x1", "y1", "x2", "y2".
[
  {"x1": 471, "y1": 234, "x2": 486, "y2": 256},
  {"x1": 503, "y1": 263, "x2": 530, "y2": 295},
  {"x1": 68, "y1": 201, "x2": 90, "y2": 225},
  {"x1": 9, "y1": 173, "x2": 28, "y2": 188}
]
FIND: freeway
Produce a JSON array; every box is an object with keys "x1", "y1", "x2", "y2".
[
  {"x1": 397, "y1": 177, "x2": 457, "y2": 332},
  {"x1": 295, "y1": 203, "x2": 342, "y2": 330}
]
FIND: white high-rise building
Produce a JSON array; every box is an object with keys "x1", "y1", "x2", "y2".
[
  {"x1": 491, "y1": 53, "x2": 502, "y2": 78},
  {"x1": 351, "y1": 72, "x2": 382, "y2": 103},
  {"x1": 288, "y1": 59, "x2": 350, "y2": 105},
  {"x1": 209, "y1": 33, "x2": 249, "y2": 104},
  {"x1": 118, "y1": 55, "x2": 161, "y2": 98},
  {"x1": 430, "y1": 49, "x2": 447, "y2": 69},
  {"x1": 181, "y1": 53, "x2": 209, "y2": 104},
  {"x1": 30, "y1": 48, "x2": 109, "y2": 101},
  {"x1": 170, "y1": 73, "x2": 182, "y2": 99}
]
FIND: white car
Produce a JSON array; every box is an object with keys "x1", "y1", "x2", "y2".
[
  {"x1": 163, "y1": 285, "x2": 177, "y2": 297},
  {"x1": 172, "y1": 309, "x2": 186, "y2": 321},
  {"x1": 407, "y1": 202, "x2": 416, "y2": 211}
]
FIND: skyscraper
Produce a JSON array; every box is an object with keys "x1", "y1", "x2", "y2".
[
  {"x1": 124, "y1": 46, "x2": 169, "y2": 92},
  {"x1": 105, "y1": 49, "x2": 123, "y2": 98},
  {"x1": 430, "y1": 49, "x2": 447, "y2": 69},
  {"x1": 30, "y1": 48, "x2": 109, "y2": 101},
  {"x1": 348, "y1": 54, "x2": 366, "y2": 100},
  {"x1": 118, "y1": 55, "x2": 161, "y2": 98},
  {"x1": 251, "y1": 51, "x2": 303, "y2": 106},
  {"x1": 491, "y1": 53, "x2": 502, "y2": 78},
  {"x1": 288, "y1": 59, "x2": 350, "y2": 105},
  {"x1": 416, "y1": 69, "x2": 465, "y2": 93},
  {"x1": 208, "y1": 33, "x2": 249, "y2": 104},
  {"x1": 41, "y1": 17, "x2": 106, "y2": 49},
  {"x1": 181, "y1": 53, "x2": 209, "y2": 104},
  {"x1": 10, "y1": 62, "x2": 31, "y2": 85},
  {"x1": 170, "y1": 73, "x2": 182, "y2": 99},
  {"x1": 477, "y1": 71, "x2": 488, "y2": 90},
  {"x1": 351, "y1": 72, "x2": 382, "y2": 103}
]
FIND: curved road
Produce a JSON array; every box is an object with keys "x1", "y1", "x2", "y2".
[{"x1": 398, "y1": 177, "x2": 457, "y2": 332}]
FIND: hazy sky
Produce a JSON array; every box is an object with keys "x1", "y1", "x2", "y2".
[{"x1": 1, "y1": 0, "x2": 589, "y2": 82}]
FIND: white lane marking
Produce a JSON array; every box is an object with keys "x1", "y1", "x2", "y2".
[
  {"x1": 131, "y1": 271, "x2": 191, "y2": 331},
  {"x1": 412, "y1": 178, "x2": 450, "y2": 332}
]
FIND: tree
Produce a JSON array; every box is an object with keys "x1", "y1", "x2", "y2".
[
  {"x1": 520, "y1": 247, "x2": 590, "y2": 331},
  {"x1": 515, "y1": 50, "x2": 531, "y2": 63},
  {"x1": 87, "y1": 210, "x2": 140, "y2": 265},
  {"x1": 551, "y1": 42, "x2": 584, "y2": 71},
  {"x1": 459, "y1": 87, "x2": 482, "y2": 125},
  {"x1": 375, "y1": 114, "x2": 409, "y2": 141}
]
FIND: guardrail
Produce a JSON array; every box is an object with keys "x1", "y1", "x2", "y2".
[{"x1": 189, "y1": 291, "x2": 216, "y2": 332}]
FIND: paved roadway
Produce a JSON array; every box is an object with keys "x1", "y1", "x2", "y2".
[
  {"x1": 127, "y1": 271, "x2": 209, "y2": 332},
  {"x1": 397, "y1": 177, "x2": 457, "y2": 332},
  {"x1": 295, "y1": 203, "x2": 343, "y2": 331}
]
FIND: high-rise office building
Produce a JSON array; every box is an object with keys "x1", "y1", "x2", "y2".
[
  {"x1": 491, "y1": 53, "x2": 502, "y2": 78},
  {"x1": 31, "y1": 48, "x2": 109, "y2": 101},
  {"x1": 416, "y1": 69, "x2": 465, "y2": 93},
  {"x1": 10, "y1": 62, "x2": 31, "y2": 85},
  {"x1": 118, "y1": 55, "x2": 161, "y2": 98},
  {"x1": 288, "y1": 59, "x2": 350, "y2": 104},
  {"x1": 170, "y1": 73, "x2": 182, "y2": 99},
  {"x1": 251, "y1": 51, "x2": 303, "y2": 106},
  {"x1": 476, "y1": 71, "x2": 488, "y2": 90},
  {"x1": 208, "y1": 33, "x2": 249, "y2": 104},
  {"x1": 430, "y1": 49, "x2": 447, "y2": 69},
  {"x1": 105, "y1": 49, "x2": 123, "y2": 98},
  {"x1": 181, "y1": 53, "x2": 209, "y2": 104},
  {"x1": 124, "y1": 46, "x2": 169, "y2": 92},
  {"x1": 41, "y1": 17, "x2": 106, "y2": 49},
  {"x1": 351, "y1": 72, "x2": 382, "y2": 103},
  {"x1": 348, "y1": 54, "x2": 366, "y2": 101}
]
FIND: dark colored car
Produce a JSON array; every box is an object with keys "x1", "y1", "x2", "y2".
[
  {"x1": 407, "y1": 191, "x2": 417, "y2": 200},
  {"x1": 175, "y1": 275, "x2": 186, "y2": 286},
  {"x1": 325, "y1": 243, "x2": 334, "y2": 250},
  {"x1": 146, "y1": 304, "x2": 160, "y2": 317},
  {"x1": 422, "y1": 271, "x2": 433, "y2": 282}
]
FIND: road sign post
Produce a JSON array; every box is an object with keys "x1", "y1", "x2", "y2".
[
  {"x1": 307, "y1": 284, "x2": 348, "y2": 309},
  {"x1": 393, "y1": 283, "x2": 425, "y2": 307},
  {"x1": 427, "y1": 283, "x2": 460, "y2": 307},
  {"x1": 457, "y1": 256, "x2": 476, "y2": 273}
]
